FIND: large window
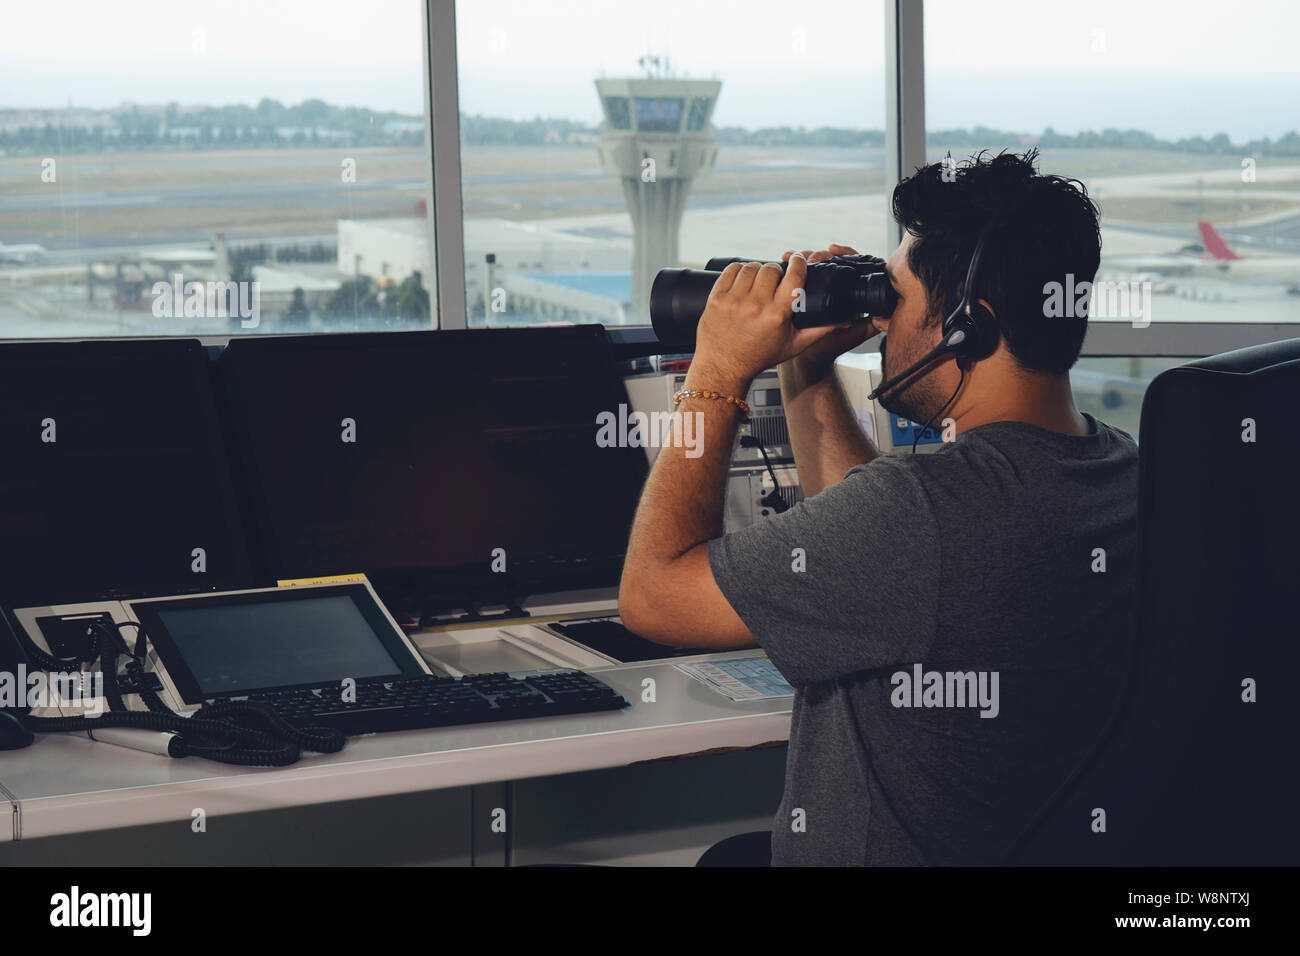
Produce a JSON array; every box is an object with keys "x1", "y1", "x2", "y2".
[
  {"x1": 0, "y1": 0, "x2": 434, "y2": 338},
  {"x1": 925, "y1": 0, "x2": 1300, "y2": 351},
  {"x1": 6, "y1": 2, "x2": 1296, "y2": 345},
  {"x1": 455, "y1": 0, "x2": 887, "y2": 328}
]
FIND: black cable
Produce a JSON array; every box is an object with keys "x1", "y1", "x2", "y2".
[
  {"x1": 17, "y1": 617, "x2": 344, "y2": 766},
  {"x1": 15, "y1": 619, "x2": 97, "y2": 673},
  {"x1": 912, "y1": 367, "x2": 965, "y2": 453},
  {"x1": 739, "y1": 434, "x2": 790, "y2": 513},
  {"x1": 104, "y1": 620, "x2": 174, "y2": 713},
  {"x1": 96, "y1": 619, "x2": 133, "y2": 715}
]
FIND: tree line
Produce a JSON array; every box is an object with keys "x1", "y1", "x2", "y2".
[{"x1": 3, "y1": 97, "x2": 1298, "y2": 157}]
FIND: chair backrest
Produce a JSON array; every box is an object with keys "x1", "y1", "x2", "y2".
[{"x1": 1015, "y1": 337, "x2": 1300, "y2": 865}]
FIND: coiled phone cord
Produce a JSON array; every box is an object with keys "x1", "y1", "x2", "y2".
[{"x1": 17, "y1": 618, "x2": 344, "y2": 766}]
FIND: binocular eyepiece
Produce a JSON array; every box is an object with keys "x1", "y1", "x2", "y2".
[{"x1": 649, "y1": 253, "x2": 899, "y2": 351}]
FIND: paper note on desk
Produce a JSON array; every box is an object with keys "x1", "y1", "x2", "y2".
[{"x1": 675, "y1": 658, "x2": 795, "y2": 701}]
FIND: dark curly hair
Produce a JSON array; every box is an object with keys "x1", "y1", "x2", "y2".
[{"x1": 891, "y1": 149, "x2": 1101, "y2": 375}]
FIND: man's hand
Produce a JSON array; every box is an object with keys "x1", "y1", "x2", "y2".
[
  {"x1": 780, "y1": 243, "x2": 879, "y2": 379},
  {"x1": 773, "y1": 243, "x2": 883, "y2": 495},
  {"x1": 691, "y1": 254, "x2": 845, "y2": 388}
]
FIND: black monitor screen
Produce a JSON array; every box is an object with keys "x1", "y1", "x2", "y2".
[
  {"x1": 219, "y1": 326, "x2": 649, "y2": 587},
  {"x1": 0, "y1": 339, "x2": 253, "y2": 606},
  {"x1": 130, "y1": 584, "x2": 424, "y2": 702}
]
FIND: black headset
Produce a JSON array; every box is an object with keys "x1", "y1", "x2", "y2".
[{"x1": 867, "y1": 221, "x2": 1001, "y2": 402}]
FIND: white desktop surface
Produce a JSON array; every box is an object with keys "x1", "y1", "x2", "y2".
[{"x1": 0, "y1": 656, "x2": 792, "y2": 843}]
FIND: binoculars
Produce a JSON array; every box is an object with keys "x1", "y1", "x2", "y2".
[{"x1": 649, "y1": 253, "x2": 900, "y2": 351}]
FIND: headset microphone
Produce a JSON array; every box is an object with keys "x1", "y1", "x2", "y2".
[
  {"x1": 866, "y1": 222, "x2": 1000, "y2": 403},
  {"x1": 867, "y1": 328, "x2": 967, "y2": 402}
]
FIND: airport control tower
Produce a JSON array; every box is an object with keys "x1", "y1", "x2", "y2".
[{"x1": 596, "y1": 57, "x2": 721, "y2": 314}]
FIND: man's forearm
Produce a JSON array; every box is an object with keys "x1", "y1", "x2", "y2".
[
  {"x1": 620, "y1": 363, "x2": 750, "y2": 602},
  {"x1": 778, "y1": 359, "x2": 878, "y2": 498}
]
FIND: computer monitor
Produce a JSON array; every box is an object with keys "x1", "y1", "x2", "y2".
[
  {"x1": 0, "y1": 339, "x2": 254, "y2": 607},
  {"x1": 218, "y1": 326, "x2": 649, "y2": 598}
]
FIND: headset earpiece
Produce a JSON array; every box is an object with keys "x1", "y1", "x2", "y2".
[{"x1": 946, "y1": 300, "x2": 999, "y2": 368}]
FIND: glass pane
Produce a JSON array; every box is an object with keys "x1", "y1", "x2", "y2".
[
  {"x1": 1072, "y1": 356, "x2": 1190, "y2": 439},
  {"x1": 925, "y1": 0, "x2": 1300, "y2": 336},
  {"x1": 457, "y1": 0, "x2": 888, "y2": 327},
  {"x1": 0, "y1": 1, "x2": 433, "y2": 338},
  {"x1": 635, "y1": 98, "x2": 686, "y2": 133}
]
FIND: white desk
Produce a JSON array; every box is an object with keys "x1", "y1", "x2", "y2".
[{"x1": 0, "y1": 656, "x2": 791, "y2": 844}]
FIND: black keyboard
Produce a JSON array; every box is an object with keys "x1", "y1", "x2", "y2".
[{"x1": 224, "y1": 670, "x2": 629, "y2": 737}]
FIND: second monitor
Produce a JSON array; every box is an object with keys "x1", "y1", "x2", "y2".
[{"x1": 219, "y1": 326, "x2": 649, "y2": 602}]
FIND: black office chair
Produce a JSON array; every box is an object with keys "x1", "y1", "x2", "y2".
[
  {"x1": 696, "y1": 830, "x2": 771, "y2": 867},
  {"x1": 1015, "y1": 337, "x2": 1300, "y2": 865}
]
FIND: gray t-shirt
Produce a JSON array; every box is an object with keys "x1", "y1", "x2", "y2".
[{"x1": 708, "y1": 412, "x2": 1138, "y2": 865}]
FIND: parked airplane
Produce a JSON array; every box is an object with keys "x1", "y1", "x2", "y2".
[
  {"x1": 0, "y1": 242, "x2": 47, "y2": 264},
  {"x1": 1196, "y1": 221, "x2": 1300, "y2": 290},
  {"x1": 1105, "y1": 222, "x2": 1300, "y2": 292}
]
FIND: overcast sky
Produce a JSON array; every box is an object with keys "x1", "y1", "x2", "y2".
[{"x1": 1, "y1": 0, "x2": 1296, "y2": 140}]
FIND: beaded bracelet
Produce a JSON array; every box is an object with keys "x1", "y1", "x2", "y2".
[{"x1": 671, "y1": 386, "x2": 751, "y2": 415}]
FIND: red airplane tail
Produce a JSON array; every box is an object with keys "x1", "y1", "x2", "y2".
[{"x1": 1198, "y1": 221, "x2": 1242, "y2": 261}]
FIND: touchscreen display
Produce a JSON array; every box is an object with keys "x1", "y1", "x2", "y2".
[{"x1": 150, "y1": 593, "x2": 405, "y2": 696}]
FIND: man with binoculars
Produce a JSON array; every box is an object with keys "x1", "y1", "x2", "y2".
[{"x1": 618, "y1": 150, "x2": 1138, "y2": 866}]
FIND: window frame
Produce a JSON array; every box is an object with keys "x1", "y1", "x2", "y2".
[{"x1": 426, "y1": 0, "x2": 466, "y2": 331}]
